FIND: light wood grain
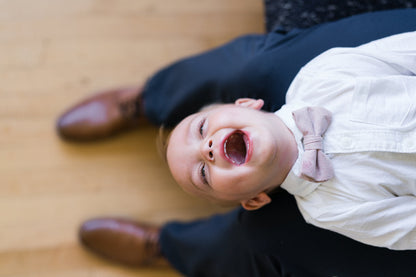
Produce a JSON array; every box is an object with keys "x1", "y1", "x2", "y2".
[{"x1": 0, "y1": 0, "x2": 264, "y2": 276}]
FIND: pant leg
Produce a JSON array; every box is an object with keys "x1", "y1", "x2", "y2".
[
  {"x1": 160, "y1": 209, "x2": 259, "y2": 277},
  {"x1": 158, "y1": 9, "x2": 416, "y2": 277},
  {"x1": 160, "y1": 209, "x2": 282, "y2": 277},
  {"x1": 143, "y1": 8, "x2": 416, "y2": 126},
  {"x1": 142, "y1": 34, "x2": 274, "y2": 127},
  {"x1": 161, "y1": 190, "x2": 416, "y2": 277}
]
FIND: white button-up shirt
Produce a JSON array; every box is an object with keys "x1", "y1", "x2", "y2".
[{"x1": 276, "y1": 31, "x2": 416, "y2": 250}]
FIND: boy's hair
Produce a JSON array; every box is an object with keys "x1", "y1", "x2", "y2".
[{"x1": 156, "y1": 125, "x2": 172, "y2": 164}]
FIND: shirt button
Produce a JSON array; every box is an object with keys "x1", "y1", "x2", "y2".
[{"x1": 340, "y1": 137, "x2": 353, "y2": 149}]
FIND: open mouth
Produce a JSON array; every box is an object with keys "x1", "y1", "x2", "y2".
[{"x1": 224, "y1": 131, "x2": 249, "y2": 165}]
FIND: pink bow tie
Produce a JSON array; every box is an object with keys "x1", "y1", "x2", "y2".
[{"x1": 292, "y1": 107, "x2": 334, "y2": 183}]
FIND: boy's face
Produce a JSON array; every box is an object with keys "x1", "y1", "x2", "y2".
[{"x1": 167, "y1": 99, "x2": 288, "y2": 209}]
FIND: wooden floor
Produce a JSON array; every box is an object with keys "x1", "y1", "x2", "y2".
[{"x1": 0, "y1": 0, "x2": 264, "y2": 276}]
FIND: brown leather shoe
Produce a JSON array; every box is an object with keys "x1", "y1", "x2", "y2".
[
  {"x1": 56, "y1": 87, "x2": 146, "y2": 141},
  {"x1": 79, "y1": 217, "x2": 166, "y2": 266}
]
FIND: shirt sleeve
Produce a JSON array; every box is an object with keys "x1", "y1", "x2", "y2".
[
  {"x1": 358, "y1": 31, "x2": 416, "y2": 75},
  {"x1": 296, "y1": 194, "x2": 416, "y2": 250},
  {"x1": 285, "y1": 31, "x2": 416, "y2": 125},
  {"x1": 297, "y1": 31, "x2": 416, "y2": 78}
]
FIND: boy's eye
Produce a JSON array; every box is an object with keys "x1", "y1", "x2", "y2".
[
  {"x1": 200, "y1": 163, "x2": 208, "y2": 185},
  {"x1": 199, "y1": 118, "x2": 206, "y2": 137}
]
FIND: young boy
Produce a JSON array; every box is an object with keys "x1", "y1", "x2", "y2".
[{"x1": 167, "y1": 31, "x2": 416, "y2": 251}]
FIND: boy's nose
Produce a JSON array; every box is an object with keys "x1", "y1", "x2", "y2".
[{"x1": 201, "y1": 138, "x2": 214, "y2": 162}]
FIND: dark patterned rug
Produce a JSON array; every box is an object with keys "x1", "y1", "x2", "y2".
[{"x1": 264, "y1": 0, "x2": 416, "y2": 32}]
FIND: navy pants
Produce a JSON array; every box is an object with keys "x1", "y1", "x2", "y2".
[{"x1": 143, "y1": 9, "x2": 416, "y2": 277}]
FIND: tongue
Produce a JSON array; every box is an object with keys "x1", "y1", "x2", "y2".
[{"x1": 225, "y1": 132, "x2": 246, "y2": 165}]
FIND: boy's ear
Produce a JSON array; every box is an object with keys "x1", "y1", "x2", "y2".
[
  {"x1": 240, "y1": 192, "x2": 271, "y2": 211},
  {"x1": 235, "y1": 98, "x2": 264, "y2": 110}
]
